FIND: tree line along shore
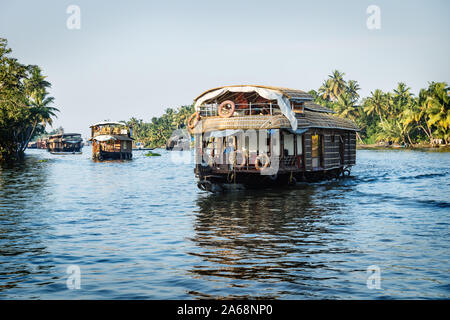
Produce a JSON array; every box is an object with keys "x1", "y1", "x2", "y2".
[{"x1": 1, "y1": 38, "x2": 448, "y2": 162}]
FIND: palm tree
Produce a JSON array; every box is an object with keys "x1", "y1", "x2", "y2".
[
  {"x1": 335, "y1": 92, "x2": 358, "y2": 120},
  {"x1": 376, "y1": 119, "x2": 404, "y2": 144},
  {"x1": 392, "y1": 82, "x2": 413, "y2": 115},
  {"x1": 400, "y1": 104, "x2": 419, "y2": 145},
  {"x1": 424, "y1": 82, "x2": 449, "y2": 144},
  {"x1": 21, "y1": 66, "x2": 58, "y2": 152},
  {"x1": 364, "y1": 89, "x2": 387, "y2": 122},
  {"x1": 328, "y1": 70, "x2": 347, "y2": 100},
  {"x1": 346, "y1": 80, "x2": 360, "y2": 102},
  {"x1": 318, "y1": 79, "x2": 334, "y2": 101}
]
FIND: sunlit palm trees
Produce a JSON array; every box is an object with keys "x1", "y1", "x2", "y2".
[
  {"x1": 21, "y1": 66, "x2": 59, "y2": 152},
  {"x1": 364, "y1": 89, "x2": 387, "y2": 123},
  {"x1": 328, "y1": 70, "x2": 347, "y2": 100}
]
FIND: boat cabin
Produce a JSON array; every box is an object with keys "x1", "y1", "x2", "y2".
[
  {"x1": 89, "y1": 122, "x2": 133, "y2": 160},
  {"x1": 46, "y1": 133, "x2": 83, "y2": 154},
  {"x1": 189, "y1": 85, "x2": 359, "y2": 191}
]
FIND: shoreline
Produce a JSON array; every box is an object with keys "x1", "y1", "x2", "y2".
[{"x1": 357, "y1": 143, "x2": 450, "y2": 152}]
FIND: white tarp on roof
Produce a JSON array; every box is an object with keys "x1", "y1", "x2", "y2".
[
  {"x1": 194, "y1": 86, "x2": 298, "y2": 130},
  {"x1": 205, "y1": 129, "x2": 243, "y2": 138},
  {"x1": 93, "y1": 135, "x2": 116, "y2": 142}
]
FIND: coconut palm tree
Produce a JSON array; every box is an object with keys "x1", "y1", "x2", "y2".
[
  {"x1": 424, "y1": 82, "x2": 449, "y2": 143},
  {"x1": 364, "y1": 89, "x2": 388, "y2": 122},
  {"x1": 318, "y1": 79, "x2": 334, "y2": 101},
  {"x1": 346, "y1": 80, "x2": 360, "y2": 102},
  {"x1": 335, "y1": 92, "x2": 358, "y2": 120},
  {"x1": 328, "y1": 70, "x2": 347, "y2": 100},
  {"x1": 376, "y1": 119, "x2": 404, "y2": 144},
  {"x1": 20, "y1": 66, "x2": 58, "y2": 152}
]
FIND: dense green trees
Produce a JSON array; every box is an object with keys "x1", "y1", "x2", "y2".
[
  {"x1": 310, "y1": 70, "x2": 449, "y2": 146},
  {"x1": 124, "y1": 105, "x2": 194, "y2": 148},
  {"x1": 0, "y1": 38, "x2": 58, "y2": 161}
]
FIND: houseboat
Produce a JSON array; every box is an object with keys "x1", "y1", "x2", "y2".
[
  {"x1": 46, "y1": 133, "x2": 83, "y2": 154},
  {"x1": 189, "y1": 85, "x2": 359, "y2": 191},
  {"x1": 89, "y1": 122, "x2": 133, "y2": 160}
]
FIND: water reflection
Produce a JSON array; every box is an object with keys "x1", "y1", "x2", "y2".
[
  {"x1": 188, "y1": 185, "x2": 357, "y2": 298},
  {"x1": 0, "y1": 156, "x2": 54, "y2": 295}
]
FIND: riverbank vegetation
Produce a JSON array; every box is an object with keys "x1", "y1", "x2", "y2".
[
  {"x1": 309, "y1": 70, "x2": 449, "y2": 146},
  {"x1": 0, "y1": 38, "x2": 58, "y2": 162},
  {"x1": 127, "y1": 71, "x2": 448, "y2": 149},
  {"x1": 124, "y1": 105, "x2": 194, "y2": 148}
]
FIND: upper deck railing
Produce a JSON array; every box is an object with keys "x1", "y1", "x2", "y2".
[
  {"x1": 92, "y1": 126, "x2": 130, "y2": 137},
  {"x1": 198, "y1": 102, "x2": 283, "y2": 118}
]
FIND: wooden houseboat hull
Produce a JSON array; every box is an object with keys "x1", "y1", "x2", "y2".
[
  {"x1": 190, "y1": 85, "x2": 359, "y2": 192},
  {"x1": 89, "y1": 122, "x2": 134, "y2": 161}
]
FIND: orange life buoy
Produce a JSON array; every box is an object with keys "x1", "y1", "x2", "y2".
[
  {"x1": 218, "y1": 100, "x2": 235, "y2": 118},
  {"x1": 188, "y1": 112, "x2": 200, "y2": 129},
  {"x1": 255, "y1": 153, "x2": 270, "y2": 171}
]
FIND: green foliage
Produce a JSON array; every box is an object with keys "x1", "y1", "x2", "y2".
[
  {"x1": 312, "y1": 70, "x2": 449, "y2": 146},
  {"x1": 124, "y1": 105, "x2": 194, "y2": 148},
  {"x1": 0, "y1": 38, "x2": 59, "y2": 161}
]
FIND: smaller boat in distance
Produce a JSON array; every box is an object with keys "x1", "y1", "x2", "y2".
[
  {"x1": 133, "y1": 142, "x2": 154, "y2": 151},
  {"x1": 89, "y1": 121, "x2": 133, "y2": 160},
  {"x1": 46, "y1": 133, "x2": 83, "y2": 154}
]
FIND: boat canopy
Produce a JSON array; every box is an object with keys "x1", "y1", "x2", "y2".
[
  {"x1": 90, "y1": 121, "x2": 127, "y2": 127},
  {"x1": 194, "y1": 85, "x2": 314, "y2": 131},
  {"x1": 93, "y1": 135, "x2": 133, "y2": 142},
  {"x1": 205, "y1": 129, "x2": 243, "y2": 138}
]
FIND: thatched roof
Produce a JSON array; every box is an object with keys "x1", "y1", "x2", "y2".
[
  {"x1": 298, "y1": 111, "x2": 359, "y2": 131},
  {"x1": 303, "y1": 102, "x2": 335, "y2": 114},
  {"x1": 48, "y1": 133, "x2": 81, "y2": 139},
  {"x1": 194, "y1": 85, "x2": 313, "y2": 102},
  {"x1": 195, "y1": 112, "x2": 359, "y2": 133},
  {"x1": 90, "y1": 121, "x2": 127, "y2": 127}
]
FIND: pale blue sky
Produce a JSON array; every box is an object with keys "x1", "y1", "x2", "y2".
[{"x1": 1, "y1": 0, "x2": 449, "y2": 137}]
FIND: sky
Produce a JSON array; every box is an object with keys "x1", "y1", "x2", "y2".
[{"x1": 1, "y1": 0, "x2": 449, "y2": 138}]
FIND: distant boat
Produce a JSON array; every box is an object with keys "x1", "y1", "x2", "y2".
[
  {"x1": 89, "y1": 121, "x2": 133, "y2": 160},
  {"x1": 133, "y1": 142, "x2": 154, "y2": 151},
  {"x1": 47, "y1": 133, "x2": 83, "y2": 154}
]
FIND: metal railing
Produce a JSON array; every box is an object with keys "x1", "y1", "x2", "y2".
[{"x1": 198, "y1": 103, "x2": 282, "y2": 117}]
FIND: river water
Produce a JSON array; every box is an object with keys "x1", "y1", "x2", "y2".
[{"x1": 0, "y1": 147, "x2": 449, "y2": 299}]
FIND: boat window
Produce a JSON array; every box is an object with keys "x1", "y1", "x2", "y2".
[
  {"x1": 296, "y1": 135, "x2": 303, "y2": 155},
  {"x1": 311, "y1": 135, "x2": 319, "y2": 158},
  {"x1": 259, "y1": 130, "x2": 268, "y2": 154},
  {"x1": 283, "y1": 133, "x2": 294, "y2": 156},
  {"x1": 311, "y1": 134, "x2": 322, "y2": 168}
]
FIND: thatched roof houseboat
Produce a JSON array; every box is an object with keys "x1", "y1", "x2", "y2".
[
  {"x1": 89, "y1": 122, "x2": 133, "y2": 160},
  {"x1": 189, "y1": 85, "x2": 359, "y2": 191},
  {"x1": 46, "y1": 133, "x2": 83, "y2": 154}
]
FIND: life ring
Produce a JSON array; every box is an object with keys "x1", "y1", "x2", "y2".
[
  {"x1": 255, "y1": 153, "x2": 270, "y2": 171},
  {"x1": 188, "y1": 112, "x2": 200, "y2": 129},
  {"x1": 218, "y1": 100, "x2": 235, "y2": 118}
]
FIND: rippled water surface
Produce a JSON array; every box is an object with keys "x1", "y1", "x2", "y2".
[{"x1": 0, "y1": 147, "x2": 449, "y2": 299}]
